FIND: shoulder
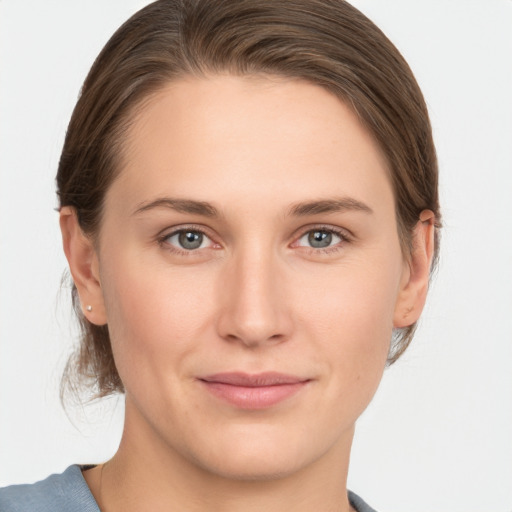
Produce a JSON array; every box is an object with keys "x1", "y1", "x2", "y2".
[
  {"x1": 349, "y1": 490, "x2": 379, "y2": 512},
  {"x1": 0, "y1": 465, "x2": 100, "y2": 512},
  {"x1": 1, "y1": 467, "x2": 375, "y2": 512}
]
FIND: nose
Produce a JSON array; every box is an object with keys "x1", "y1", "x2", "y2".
[{"x1": 216, "y1": 247, "x2": 293, "y2": 348}]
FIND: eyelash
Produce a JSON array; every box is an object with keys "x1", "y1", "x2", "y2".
[
  {"x1": 157, "y1": 224, "x2": 352, "y2": 256},
  {"x1": 157, "y1": 224, "x2": 219, "y2": 257},
  {"x1": 293, "y1": 225, "x2": 351, "y2": 254}
]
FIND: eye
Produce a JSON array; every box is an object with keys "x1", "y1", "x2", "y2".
[
  {"x1": 296, "y1": 228, "x2": 344, "y2": 249},
  {"x1": 163, "y1": 229, "x2": 212, "y2": 251}
]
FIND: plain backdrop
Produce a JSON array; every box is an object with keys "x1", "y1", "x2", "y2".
[{"x1": 1, "y1": 1, "x2": 511, "y2": 511}]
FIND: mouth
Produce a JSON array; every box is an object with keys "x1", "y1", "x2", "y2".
[{"x1": 198, "y1": 372, "x2": 311, "y2": 410}]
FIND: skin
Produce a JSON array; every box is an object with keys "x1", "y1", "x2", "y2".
[{"x1": 61, "y1": 75, "x2": 434, "y2": 512}]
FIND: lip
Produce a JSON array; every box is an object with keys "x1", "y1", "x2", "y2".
[{"x1": 198, "y1": 372, "x2": 311, "y2": 410}]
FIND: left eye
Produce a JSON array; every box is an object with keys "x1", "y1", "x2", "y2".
[
  {"x1": 297, "y1": 229, "x2": 342, "y2": 249},
  {"x1": 164, "y1": 230, "x2": 211, "y2": 250}
]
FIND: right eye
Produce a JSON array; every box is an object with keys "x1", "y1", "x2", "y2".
[{"x1": 162, "y1": 229, "x2": 213, "y2": 251}]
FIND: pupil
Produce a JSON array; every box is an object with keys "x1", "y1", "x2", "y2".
[
  {"x1": 179, "y1": 231, "x2": 203, "y2": 250},
  {"x1": 308, "y1": 230, "x2": 332, "y2": 248}
]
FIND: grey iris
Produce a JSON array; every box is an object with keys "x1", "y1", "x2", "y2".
[
  {"x1": 308, "y1": 230, "x2": 332, "y2": 248},
  {"x1": 179, "y1": 231, "x2": 203, "y2": 250}
]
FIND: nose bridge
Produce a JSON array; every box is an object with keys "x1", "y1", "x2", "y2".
[{"x1": 217, "y1": 240, "x2": 290, "y2": 346}]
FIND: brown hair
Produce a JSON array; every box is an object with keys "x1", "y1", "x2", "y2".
[{"x1": 58, "y1": 0, "x2": 441, "y2": 399}]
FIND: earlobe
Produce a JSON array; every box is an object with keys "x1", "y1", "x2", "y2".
[
  {"x1": 59, "y1": 207, "x2": 107, "y2": 325},
  {"x1": 393, "y1": 210, "x2": 435, "y2": 328}
]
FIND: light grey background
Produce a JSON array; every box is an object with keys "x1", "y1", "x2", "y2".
[{"x1": 1, "y1": 1, "x2": 511, "y2": 511}]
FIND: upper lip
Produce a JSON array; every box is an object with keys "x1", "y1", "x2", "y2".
[{"x1": 199, "y1": 372, "x2": 310, "y2": 387}]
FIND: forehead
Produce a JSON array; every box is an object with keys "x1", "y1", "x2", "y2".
[{"x1": 110, "y1": 74, "x2": 393, "y2": 217}]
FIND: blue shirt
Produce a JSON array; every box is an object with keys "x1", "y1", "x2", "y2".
[{"x1": 0, "y1": 465, "x2": 377, "y2": 511}]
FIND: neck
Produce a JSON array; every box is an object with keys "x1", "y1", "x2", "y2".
[{"x1": 87, "y1": 399, "x2": 356, "y2": 512}]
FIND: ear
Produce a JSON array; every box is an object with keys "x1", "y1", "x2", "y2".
[
  {"x1": 60, "y1": 207, "x2": 107, "y2": 326},
  {"x1": 393, "y1": 210, "x2": 436, "y2": 328}
]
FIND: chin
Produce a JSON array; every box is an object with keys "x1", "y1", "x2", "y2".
[
  {"x1": 182, "y1": 423, "x2": 334, "y2": 482},
  {"x1": 198, "y1": 450, "x2": 308, "y2": 482}
]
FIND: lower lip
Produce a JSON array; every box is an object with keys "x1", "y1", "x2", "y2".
[{"x1": 200, "y1": 381, "x2": 309, "y2": 410}]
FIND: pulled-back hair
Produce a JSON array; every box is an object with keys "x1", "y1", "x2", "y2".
[{"x1": 57, "y1": 0, "x2": 440, "y2": 399}]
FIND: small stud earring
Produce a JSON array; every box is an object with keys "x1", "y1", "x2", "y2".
[{"x1": 86, "y1": 305, "x2": 93, "y2": 312}]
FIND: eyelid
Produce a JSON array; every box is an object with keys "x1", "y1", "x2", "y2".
[{"x1": 293, "y1": 224, "x2": 353, "y2": 241}]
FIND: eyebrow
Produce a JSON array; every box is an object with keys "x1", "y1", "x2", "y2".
[
  {"x1": 288, "y1": 197, "x2": 373, "y2": 217},
  {"x1": 133, "y1": 198, "x2": 219, "y2": 217},
  {"x1": 132, "y1": 196, "x2": 373, "y2": 219}
]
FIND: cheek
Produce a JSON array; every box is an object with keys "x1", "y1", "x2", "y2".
[
  {"x1": 303, "y1": 261, "x2": 399, "y2": 341},
  {"x1": 298, "y1": 257, "x2": 402, "y2": 383},
  {"x1": 98, "y1": 254, "x2": 218, "y2": 383}
]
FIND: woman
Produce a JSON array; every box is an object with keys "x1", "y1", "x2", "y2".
[{"x1": 0, "y1": 1, "x2": 440, "y2": 510}]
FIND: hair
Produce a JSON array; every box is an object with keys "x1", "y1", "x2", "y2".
[{"x1": 57, "y1": 0, "x2": 441, "y2": 400}]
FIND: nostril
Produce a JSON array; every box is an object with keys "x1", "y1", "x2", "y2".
[{"x1": 221, "y1": 331, "x2": 288, "y2": 348}]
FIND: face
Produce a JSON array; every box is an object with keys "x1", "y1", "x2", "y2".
[{"x1": 72, "y1": 75, "x2": 422, "y2": 480}]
